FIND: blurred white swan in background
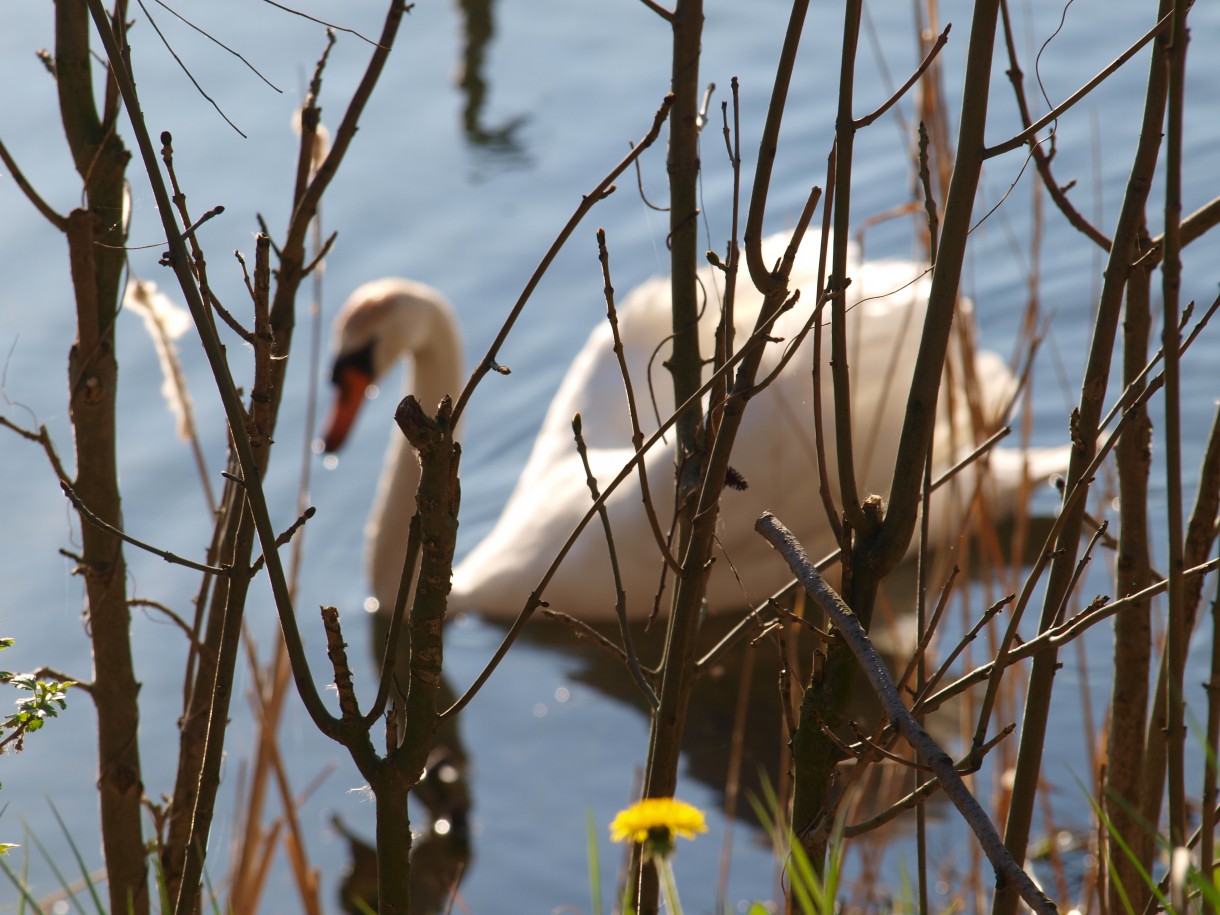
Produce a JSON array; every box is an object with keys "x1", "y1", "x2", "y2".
[{"x1": 322, "y1": 232, "x2": 1068, "y2": 625}]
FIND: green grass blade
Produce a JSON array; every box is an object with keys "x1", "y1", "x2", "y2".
[
  {"x1": 47, "y1": 800, "x2": 107, "y2": 914},
  {"x1": 25, "y1": 823, "x2": 91, "y2": 915},
  {"x1": 1076, "y1": 774, "x2": 1171, "y2": 912},
  {"x1": 586, "y1": 807, "x2": 604, "y2": 915},
  {"x1": 0, "y1": 844, "x2": 48, "y2": 914}
]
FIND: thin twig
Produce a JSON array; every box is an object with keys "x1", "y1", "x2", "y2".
[
  {"x1": 0, "y1": 418, "x2": 73, "y2": 486},
  {"x1": 894, "y1": 565, "x2": 960, "y2": 696},
  {"x1": 258, "y1": 0, "x2": 384, "y2": 45},
  {"x1": 135, "y1": 0, "x2": 247, "y2": 137},
  {"x1": 451, "y1": 94, "x2": 675, "y2": 429},
  {"x1": 301, "y1": 231, "x2": 337, "y2": 277},
  {"x1": 29, "y1": 666, "x2": 91, "y2": 693},
  {"x1": 249, "y1": 507, "x2": 317, "y2": 574},
  {"x1": 596, "y1": 230, "x2": 680, "y2": 575},
  {"x1": 1098, "y1": 289, "x2": 1219, "y2": 434},
  {"x1": 0, "y1": 136, "x2": 68, "y2": 230},
  {"x1": 636, "y1": 0, "x2": 675, "y2": 23},
  {"x1": 915, "y1": 557, "x2": 1220, "y2": 718},
  {"x1": 844, "y1": 724, "x2": 1015, "y2": 837},
  {"x1": 572, "y1": 413, "x2": 658, "y2": 709},
  {"x1": 997, "y1": 0, "x2": 1111, "y2": 251},
  {"x1": 853, "y1": 24, "x2": 951, "y2": 129},
  {"x1": 59, "y1": 480, "x2": 232, "y2": 576},
  {"x1": 694, "y1": 603, "x2": 791, "y2": 671},
  {"x1": 129, "y1": 598, "x2": 210, "y2": 655},
  {"x1": 151, "y1": 0, "x2": 283, "y2": 91},
  {"x1": 629, "y1": 141, "x2": 668, "y2": 212},
  {"x1": 914, "y1": 594, "x2": 1013, "y2": 706},
  {"x1": 985, "y1": 11, "x2": 1171, "y2": 159},
  {"x1": 536, "y1": 609, "x2": 661, "y2": 691}
]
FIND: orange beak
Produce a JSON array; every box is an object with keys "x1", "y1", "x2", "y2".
[{"x1": 321, "y1": 363, "x2": 374, "y2": 453}]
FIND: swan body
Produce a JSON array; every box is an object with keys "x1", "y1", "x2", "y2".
[{"x1": 324, "y1": 234, "x2": 1067, "y2": 624}]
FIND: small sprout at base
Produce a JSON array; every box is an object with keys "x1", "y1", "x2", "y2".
[
  {"x1": 0, "y1": 844, "x2": 18, "y2": 855},
  {"x1": 609, "y1": 797, "x2": 707, "y2": 856}
]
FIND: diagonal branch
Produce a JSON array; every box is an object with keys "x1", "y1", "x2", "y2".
[
  {"x1": 60, "y1": 481, "x2": 232, "y2": 576},
  {"x1": 853, "y1": 24, "x2": 951, "y2": 130},
  {"x1": 756, "y1": 512, "x2": 1057, "y2": 915},
  {"x1": 0, "y1": 137, "x2": 69, "y2": 230},
  {"x1": 985, "y1": 11, "x2": 1171, "y2": 159},
  {"x1": 451, "y1": 94, "x2": 675, "y2": 428}
]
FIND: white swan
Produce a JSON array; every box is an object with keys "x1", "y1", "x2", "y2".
[{"x1": 323, "y1": 233, "x2": 1068, "y2": 624}]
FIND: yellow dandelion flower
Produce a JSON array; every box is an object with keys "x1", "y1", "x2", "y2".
[{"x1": 609, "y1": 797, "x2": 708, "y2": 846}]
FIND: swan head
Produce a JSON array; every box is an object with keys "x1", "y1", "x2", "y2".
[{"x1": 321, "y1": 278, "x2": 461, "y2": 453}]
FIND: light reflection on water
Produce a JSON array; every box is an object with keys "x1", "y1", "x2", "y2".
[{"x1": 1, "y1": 0, "x2": 1218, "y2": 911}]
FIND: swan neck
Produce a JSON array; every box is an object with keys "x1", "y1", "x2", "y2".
[{"x1": 366, "y1": 294, "x2": 464, "y2": 612}]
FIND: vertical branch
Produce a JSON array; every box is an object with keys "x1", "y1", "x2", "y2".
[
  {"x1": 66, "y1": 207, "x2": 149, "y2": 915},
  {"x1": 1198, "y1": 408, "x2": 1220, "y2": 891},
  {"x1": 791, "y1": 0, "x2": 1004, "y2": 887},
  {"x1": 55, "y1": 2, "x2": 145, "y2": 912},
  {"x1": 57, "y1": 9, "x2": 405, "y2": 904},
  {"x1": 828, "y1": 0, "x2": 866, "y2": 532},
  {"x1": 111, "y1": 5, "x2": 409, "y2": 905},
  {"x1": 665, "y1": 0, "x2": 706, "y2": 520},
  {"x1": 1104, "y1": 251, "x2": 1154, "y2": 913},
  {"x1": 641, "y1": 2, "x2": 818, "y2": 909},
  {"x1": 873, "y1": 0, "x2": 1000, "y2": 568},
  {"x1": 375, "y1": 394, "x2": 462, "y2": 915},
  {"x1": 1159, "y1": 0, "x2": 1189, "y2": 852},
  {"x1": 994, "y1": 1, "x2": 1175, "y2": 911},
  {"x1": 635, "y1": 5, "x2": 705, "y2": 910}
]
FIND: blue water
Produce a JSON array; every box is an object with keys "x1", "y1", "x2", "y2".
[{"x1": 1, "y1": 0, "x2": 1218, "y2": 911}]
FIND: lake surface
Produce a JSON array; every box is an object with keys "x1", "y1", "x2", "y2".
[{"x1": 1, "y1": 1, "x2": 1218, "y2": 911}]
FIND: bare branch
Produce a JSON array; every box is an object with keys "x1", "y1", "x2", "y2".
[
  {"x1": 985, "y1": 11, "x2": 1170, "y2": 159},
  {"x1": 636, "y1": 0, "x2": 674, "y2": 22},
  {"x1": 854, "y1": 24, "x2": 951, "y2": 129},
  {"x1": 129, "y1": 598, "x2": 210, "y2": 655},
  {"x1": 596, "y1": 229, "x2": 680, "y2": 575},
  {"x1": 0, "y1": 136, "x2": 68, "y2": 230},
  {"x1": 150, "y1": 0, "x2": 283, "y2": 92},
  {"x1": 451, "y1": 93, "x2": 675, "y2": 428},
  {"x1": 258, "y1": 0, "x2": 385, "y2": 45},
  {"x1": 135, "y1": 0, "x2": 247, "y2": 137},
  {"x1": 59, "y1": 481, "x2": 232, "y2": 577},
  {"x1": 321, "y1": 606, "x2": 361, "y2": 721},
  {"x1": 249, "y1": 507, "x2": 317, "y2": 575},
  {"x1": 572, "y1": 413, "x2": 659, "y2": 709}
]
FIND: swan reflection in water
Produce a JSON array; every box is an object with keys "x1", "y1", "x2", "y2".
[
  {"x1": 321, "y1": 230, "x2": 1069, "y2": 910},
  {"x1": 454, "y1": 0, "x2": 527, "y2": 159}
]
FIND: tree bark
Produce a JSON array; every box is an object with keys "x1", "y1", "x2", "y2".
[{"x1": 57, "y1": 1, "x2": 146, "y2": 910}]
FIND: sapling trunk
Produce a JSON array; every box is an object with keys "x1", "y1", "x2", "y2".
[
  {"x1": 56, "y1": 2, "x2": 148, "y2": 910},
  {"x1": 1106, "y1": 259, "x2": 1154, "y2": 914},
  {"x1": 994, "y1": 4, "x2": 1175, "y2": 911},
  {"x1": 635, "y1": 2, "x2": 706, "y2": 909}
]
